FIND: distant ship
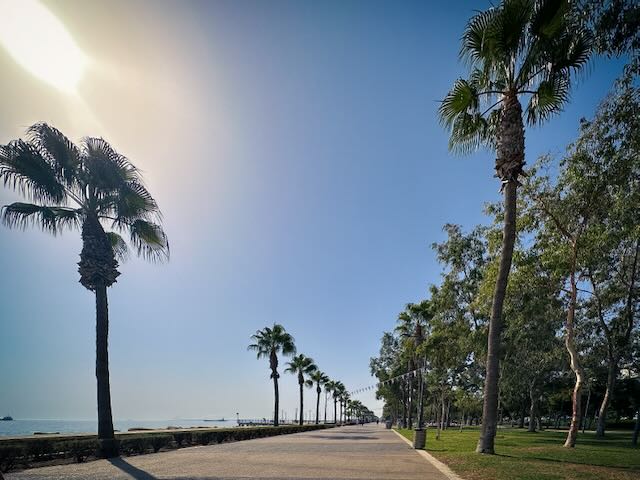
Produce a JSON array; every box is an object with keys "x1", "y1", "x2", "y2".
[
  {"x1": 203, "y1": 417, "x2": 225, "y2": 422},
  {"x1": 1, "y1": 416, "x2": 13, "y2": 421}
]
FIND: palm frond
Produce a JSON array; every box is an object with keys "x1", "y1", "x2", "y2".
[
  {"x1": 82, "y1": 137, "x2": 139, "y2": 193},
  {"x1": 461, "y1": 7, "x2": 500, "y2": 65},
  {"x1": 106, "y1": 231, "x2": 130, "y2": 262},
  {"x1": 530, "y1": 0, "x2": 569, "y2": 40},
  {"x1": 26, "y1": 123, "x2": 80, "y2": 185},
  {"x1": 526, "y1": 74, "x2": 570, "y2": 125},
  {"x1": 128, "y1": 219, "x2": 169, "y2": 262},
  {"x1": 439, "y1": 79, "x2": 481, "y2": 127},
  {"x1": 449, "y1": 112, "x2": 491, "y2": 154},
  {"x1": 2, "y1": 202, "x2": 80, "y2": 235},
  {"x1": 103, "y1": 181, "x2": 160, "y2": 225},
  {"x1": 492, "y1": 0, "x2": 533, "y2": 63},
  {"x1": 0, "y1": 141, "x2": 66, "y2": 203}
]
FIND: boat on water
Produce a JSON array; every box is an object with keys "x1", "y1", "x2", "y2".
[
  {"x1": 1, "y1": 416, "x2": 13, "y2": 421},
  {"x1": 203, "y1": 417, "x2": 225, "y2": 422}
]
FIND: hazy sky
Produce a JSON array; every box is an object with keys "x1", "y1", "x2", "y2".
[{"x1": 0, "y1": 0, "x2": 626, "y2": 421}]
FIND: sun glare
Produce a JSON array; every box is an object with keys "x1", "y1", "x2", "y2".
[{"x1": 0, "y1": 0, "x2": 87, "y2": 94}]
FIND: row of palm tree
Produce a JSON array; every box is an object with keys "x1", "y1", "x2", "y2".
[
  {"x1": 248, "y1": 324, "x2": 353, "y2": 426},
  {"x1": 0, "y1": 124, "x2": 169, "y2": 458}
]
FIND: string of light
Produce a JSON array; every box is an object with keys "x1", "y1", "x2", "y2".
[{"x1": 349, "y1": 366, "x2": 426, "y2": 395}]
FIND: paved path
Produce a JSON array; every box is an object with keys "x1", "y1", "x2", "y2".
[{"x1": 7, "y1": 425, "x2": 449, "y2": 480}]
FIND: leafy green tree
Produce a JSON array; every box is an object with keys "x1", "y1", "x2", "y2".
[
  {"x1": 285, "y1": 354, "x2": 317, "y2": 425},
  {"x1": 0, "y1": 123, "x2": 169, "y2": 457},
  {"x1": 439, "y1": 0, "x2": 591, "y2": 453},
  {"x1": 309, "y1": 370, "x2": 329, "y2": 424},
  {"x1": 248, "y1": 324, "x2": 296, "y2": 426}
]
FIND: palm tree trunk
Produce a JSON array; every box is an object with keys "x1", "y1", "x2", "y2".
[
  {"x1": 272, "y1": 373, "x2": 280, "y2": 427},
  {"x1": 477, "y1": 179, "x2": 517, "y2": 453},
  {"x1": 334, "y1": 398, "x2": 337, "y2": 424},
  {"x1": 324, "y1": 392, "x2": 328, "y2": 424},
  {"x1": 95, "y1": 283, "x2": 118, "y2": 458},
  {"x1": 299, "y1": 382, "x2": 304, "y2": 425},
  {"x1": 315, "y1": 386, "x2": 321, "y2": 424},
  {"x1": 477, "y1": 94, "x2": 523, "y2": 454}
]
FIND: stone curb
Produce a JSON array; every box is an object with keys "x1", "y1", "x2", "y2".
[{"x1": 391, "y1": 428, "x2": 465, "y2": 480}]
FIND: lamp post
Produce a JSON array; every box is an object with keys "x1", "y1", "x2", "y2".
[{"x1": 236, "y1": 412, "x2": 239, "y2": 426}]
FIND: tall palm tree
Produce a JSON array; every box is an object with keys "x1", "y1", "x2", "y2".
[
  {"x1": 439, "y1": 0, "x2": 590, "y2": 454},
  {"x1": 309, "y1": 370, "x2": 329, "y2": 424},
  {"x1": 285, "y1": 354, "x2": 317, "y2": 425},
  {"x1": 332, "y1": 381, "x2": 345, "y2": 424},
  {"x1": 0, "y1": 123, "x2": 169, "y2": 457},
  {"x1": 323, "y1": 379, "x2": 336, "y2": 424},
  {"x1": 248, "y1": 324, "x2": 296, "y2": 427}
]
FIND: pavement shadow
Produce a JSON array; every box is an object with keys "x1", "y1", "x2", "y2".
[
  {"x1": 308, "y1": 435, "x2": 378, "y2": 440},
  {"x1": 108, "y1": 457, "x2": 159, "y2": 479}
]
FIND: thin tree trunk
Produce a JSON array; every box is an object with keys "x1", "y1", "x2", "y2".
[
  {"x1": 315, "y1": 386, "x2": 321, "y2": 424},
  {"x1": 564, "y1": 249, "x2": 585, "y2": 448},
  {"x1": 299, "y1": 382, "x2": 304, "y2": 425},
  {"x1": 528, "y1": 381, "x2": 537, "y2": 433},
  {"x1": 582, "y1": 385, "x2": 591, "y2": 433},
  {"x1": 477, "y1": 180, "x2": 517, "y2": 453},
  {"x1": 632, "y1": 410, "x2": 640, "y2": 446},
  {"x1": 596, "y1": 359, "x2": 617, "y2": 437},
  {"x1": 334, "y1": 398, "x2": 337, "y2": 424},
  {"x1": 95, "y1": 283, "x2": 117, "y2": 458},
  {"x1": 272, "y1": 374, "x2": 279, "y2": 426},
  {"x1": 324, "y1": 392, "x2": 328, "y2": 424}
]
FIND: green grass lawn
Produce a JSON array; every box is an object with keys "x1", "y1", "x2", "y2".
[{"x1": 396, "y1": 427, "x2": 639, "y2": 480}]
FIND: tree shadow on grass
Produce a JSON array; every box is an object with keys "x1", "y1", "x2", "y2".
[
  {"x1": 108, "y1": 457, "x2": 158, "y2": 480},
  {"x1": 495, "y1": 453, "x2": 640, "y2": 471}
]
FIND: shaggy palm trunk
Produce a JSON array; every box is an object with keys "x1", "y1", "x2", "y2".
[
  {"x1": 477, "y1": 94, "x2": 523, "y2": 455},
  {"x1": 315, "y1": 385, "x2": 321, "y2": 424},
  {"x1": 564, "y1": 248, "x2": 585, "y2": 448},
  {"x1": 595, "y1": 356, "x2": 617, "y2": 437},
  {"x1": 270, "y1": 350, "x2": 280, "y2": 427},
  {"x1": 78, "y1": 215, "x2": 120, "y2": 458}
]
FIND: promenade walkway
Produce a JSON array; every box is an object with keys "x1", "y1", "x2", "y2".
[{"x1": 7, "y1": 424, "x2": 450, "y2": 479}]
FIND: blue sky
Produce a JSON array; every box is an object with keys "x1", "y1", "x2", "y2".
[{"x1": 0, "y1": 0, "x2": 626, "y2": 421}]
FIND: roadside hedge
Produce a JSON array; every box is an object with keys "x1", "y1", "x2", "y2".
[{"x1": 0, "y1": 424, "x2": 331, "y2": 473}]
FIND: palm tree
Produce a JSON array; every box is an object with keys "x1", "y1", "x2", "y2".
[
  {"x1": 285, "y1": 354, "x2": 317, "y2": 425},
  {"x1": 439, "y1": 0, "x2": 590, "y2": 454},
  {"x1": 309, "y1": 370, "x2": 329, "y2": 424},
  {"x1": 332, "y1": 381, "x2": 345, "y2": 424},
  {"x1": 323, "y1": 379, "x2": 336, "y2": 424},
  {"x1": 0, "y1": 123, "x2": 169, "y2": 457},
  {"x1": 248, "y1": 324, "x2": 296, "y2": 427}
]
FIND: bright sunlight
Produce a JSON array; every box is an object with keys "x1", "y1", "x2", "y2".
[{"x1": 0, "y1": 0, "x2": 87, "y2": 94}]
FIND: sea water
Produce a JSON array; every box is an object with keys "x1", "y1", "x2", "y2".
[{"x1": 0, "y1": 419, "x2": 241, "y2": 437}]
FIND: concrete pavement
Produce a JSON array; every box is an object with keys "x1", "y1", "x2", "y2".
[{"x1": 7, "y1": 424, "x2": 450, "y2": 480}]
